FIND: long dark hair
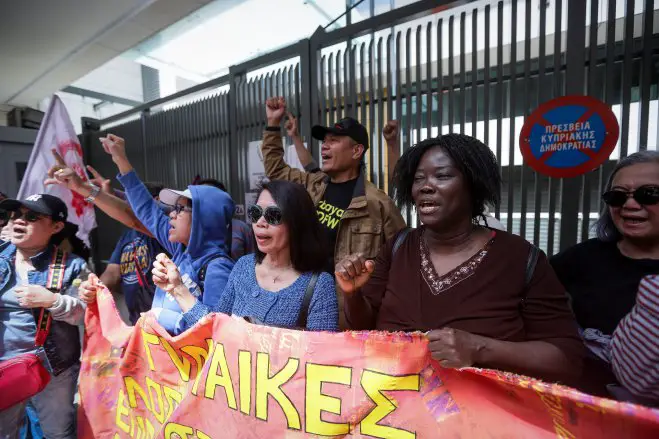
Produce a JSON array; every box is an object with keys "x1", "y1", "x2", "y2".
[
  {"x1": 594, "y1": 151, "x2": 659, "y2": 242},
  {"x1": 392, "y1": 134, "x2": 502, "y2": 221},
  {"x1": 253, "y1": 180, "x2": 328, "y2": 273}
]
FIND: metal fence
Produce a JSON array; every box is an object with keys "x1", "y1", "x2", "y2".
[{"x1": 81, "y1": 0, "x2": 659, "y2": 264}]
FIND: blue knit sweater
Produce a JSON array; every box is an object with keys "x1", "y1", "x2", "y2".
[{"x1": 181, "y1": 254, "x2": 338, "y2": 331}]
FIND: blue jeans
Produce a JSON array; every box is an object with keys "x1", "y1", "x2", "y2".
[{"x1": 0, "y1": 364, "x2": 79, "y2": 439}]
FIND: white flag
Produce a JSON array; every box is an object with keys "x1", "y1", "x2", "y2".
[{"x1": 18, "y1": 95, "x2": 96, "y2": 246}]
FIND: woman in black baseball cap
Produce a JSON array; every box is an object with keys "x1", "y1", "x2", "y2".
[{"x1": 0, "y1": 193, "x2": 87, "y2": 438}]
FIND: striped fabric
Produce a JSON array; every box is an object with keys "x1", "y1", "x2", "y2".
[{"x1": 611, "y1": 275, "x2": 659, "y2": 402}]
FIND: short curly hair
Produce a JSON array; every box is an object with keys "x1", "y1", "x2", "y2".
[{"x1": 392, "y1": 133, "x2": 502, "y2": 220}]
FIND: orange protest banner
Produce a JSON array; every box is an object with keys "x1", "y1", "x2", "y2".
[{"x1": 78, "y1": 288, "x2": 659, "y2": 438}]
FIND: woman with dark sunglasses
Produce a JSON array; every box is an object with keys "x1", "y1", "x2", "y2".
[
  {"x1": 152, "y1": 180, "x2": 339, "y2": 332},
  {"x1": 551, "y1": 150, "x2": 659, "y2": 397}
]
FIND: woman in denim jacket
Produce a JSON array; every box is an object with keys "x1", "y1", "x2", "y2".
[{"x1": 0, "y1": 194, "x2": 88, "y2": 439}]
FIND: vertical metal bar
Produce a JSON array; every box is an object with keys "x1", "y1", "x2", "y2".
[
  {"x1": 415, "y1": 25, "x2": 422, "y2": 145},
  {"x1": 320, "y1": 55, "x2": 327, "y2": 129},
  {"x1": 328, "y1": 53, "x2": 335, "y2": 123},
  {"x1": 547, "y1": 0, "x2": 562, "y2": 255},
  {"x1": 448, "y1": 15, "x2": 455, "y2": 134},
  {"x1": 299, "y1": 39, "x2": 312, "y2": 147},
  {"x1": 483, "y1": 6, "x2": 490, "y2": 149},
  {"x1": 559, "y1": 0, "x2": 588, "y2": 252},
  {"x1": 437, "y1": 19, "x2": 444, "y2": 135},
  {"x1": 377, "y1": 37, "x2": 386, "y2": 191},
  {"x1": 395, "y1": 32, "x2": 402, "y2": 139},
  {"x1": 140, "y1": 110, "x2": 149, "y2": 181},
  {"x1": 637, "y1": 0, "x2": 653, "y2": 151},
  {"x1": 506, "y1": 0, "x2": 517, "y2": 233},
  {"x1": 386, "y1": 34, "x2": 393, "y2": 121},
  {"x1": 350, "y1": 45, "x2": 358, "y2": 118},
  {"x1": 580, "y1": 0, "x2": 600, "y2": 243},
  {"x1": 534, "y1": 0, "x2": 547, "y2": 246},
  {"x1": 425, "y1": 22, "x2": 432, "y2": 141},
  {"x1": 368, "y1": 39, "x2": 376, "y2": 185},
  {"x1": 471, "y1": 8, "x2": 478, "y2": 139},
  {"x1": 520, "y1": 0, "x2": 531, "y2": 242},
  {"x1": 343, "y1": 49, "x2": 349, "y2": 119},
  {"x1": 495, "y1": 2, "x2": 503, "y2": 221},
  {"x1": 459, "y1": 12, "x2": 466, "y2": 134},
  {"x1": 360, "y1": 43, "x2": 367, "y2": 130},
  {"x1": 619, "y1": 0, "x2": 635, "y2": 158},
  {"x1": 405, "y1": 28, "x2": 412, "y2": 224},
  {"x1": 387, "y1": 34, "x2": 395, "y2": 194},
  {"x1": 336, "y1": 50, "x2": 343, "y2": 120}
]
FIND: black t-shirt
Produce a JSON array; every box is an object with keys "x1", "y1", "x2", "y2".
[
  {"x1": 550, "y1": 238, "x2": 659, "y2": 335},
  {"x1": 317, "y1": 178, "x2": 358, "y2": 273}
]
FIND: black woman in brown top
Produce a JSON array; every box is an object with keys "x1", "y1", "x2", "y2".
[{"x1": 335, "y1": 134, "x2": 583, "y2": 385}]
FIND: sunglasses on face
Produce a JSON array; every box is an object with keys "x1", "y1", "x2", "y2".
[
  {"x1": 248, "y1": 205, "x2": 283, "y2": 226},
  {"x1": 602, "y1": 186, "x2": 659, "y2": 207},
  {"x1": 9, "y1": 210, "x2": 48, "y2": 223}
]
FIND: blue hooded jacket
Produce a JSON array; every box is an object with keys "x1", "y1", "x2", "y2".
[{"x1": 117, "y1": 171, "x2": 234, "y2": 334}]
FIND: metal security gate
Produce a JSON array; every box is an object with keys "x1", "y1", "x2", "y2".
[{"x1": 82, "y1": 0, "x2": 659, "y2": 264}]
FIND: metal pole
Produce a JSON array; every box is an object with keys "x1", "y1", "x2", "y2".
[{"x1": 559, "y1": 0, "x2": 587, "y2": 252}]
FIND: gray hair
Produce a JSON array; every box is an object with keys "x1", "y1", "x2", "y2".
[{"x1": 594, "y1": 150, "x2": 659, "y2": 241}]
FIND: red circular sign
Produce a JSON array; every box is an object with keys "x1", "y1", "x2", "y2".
[{"x1": 519, "y1": 95, "x2": 619, "y2": 178}]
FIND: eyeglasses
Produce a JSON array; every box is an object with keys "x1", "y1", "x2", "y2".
[
  {"x1": 602, "y1": 186, "x2": 659, "y2": 207},
  {"x1": 9, "y1": 210, "x2": 46, "y2": 223},
  {"x1": 247, "y1": 205, "x2": 283, "y2": 226},
  {"x1": 167, "y1": 204, "x2": 192, "y2": 216}
]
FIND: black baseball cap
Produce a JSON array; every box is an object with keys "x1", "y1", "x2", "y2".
[
  {"x1": 312, "y1": 117, "x2": 369, "y2": 151},
  {"x1": 0, "y1": 194, "x2": 68, "y2": 223}
]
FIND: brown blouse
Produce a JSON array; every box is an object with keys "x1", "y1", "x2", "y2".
[{"x1": 345, "y1": 227, "x2": 583, "y2": 362}]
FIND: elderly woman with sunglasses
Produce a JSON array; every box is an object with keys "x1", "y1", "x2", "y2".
[
  {"x1": 551, "y1": 151, "x2": 659, "y2": 396},
  {"x1": 153, "y1": 180, "x2": 339, "y2": 331}
]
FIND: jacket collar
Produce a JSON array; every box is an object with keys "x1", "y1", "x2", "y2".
[{"x1": 1, "y1": 243, "x2": 54, "y2": 270}]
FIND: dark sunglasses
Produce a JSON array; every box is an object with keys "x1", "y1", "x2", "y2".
[
  {"x1": 248, "y1": 205, "x2": 283, "y2": 226},
  {"x1": 602, "y1": 186, "x2": 659, "y2": 207},
  {"x1": 9, "y1": 210, "x2": 47, "y2": 222}
]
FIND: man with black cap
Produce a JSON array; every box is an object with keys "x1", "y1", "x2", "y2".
[
  {"x1": 261, "y1": 97, "x2": 405, "y2": 329},
  {"x1": 0, "y1": 193, "x2": 88, "y2": 438}
]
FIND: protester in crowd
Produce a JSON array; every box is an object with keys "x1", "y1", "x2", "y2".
[
  {"x1": 551, "y1": 151, "x2": 659, "y2": 395},
  {"x1": 262, "y1": 97, "x2": 405, "y2": 328},
  {"x1": 284, "y1": 112, "x2": 321, "y2": 173},
  {"x1": 194, "y1": 178, "x2": 256, "y2": 261},
  {"x1": 97, "y1": 182, "x2": 167, "y2": 324},
  {"x1": 609, "y1": 274, "x2": 659, "y2": 406},
  {"x1": 46, "y1": 135, "x2": 234, "y2": 335},
  {"x1": 152, "y1": 180, "x2": 338, "y2": 332},
  {"x1": 0, "y1": 194, "x2": 89, "y2": 439},
  {"x1": 335, "y1": 134, "x2": 582, "y2": 384}
]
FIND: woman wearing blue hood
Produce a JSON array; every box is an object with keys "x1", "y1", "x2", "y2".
[{"x1": 46, "y1": 134, "x2": 234, "y2": 335}]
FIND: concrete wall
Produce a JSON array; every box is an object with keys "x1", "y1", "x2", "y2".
[{"x1": 0, "y1": 126, "x2": 37, "y2": 197}]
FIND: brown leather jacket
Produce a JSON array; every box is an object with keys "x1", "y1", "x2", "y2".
[{"x1": 261, "y1": 129, "x2": 406, "y2": 327}]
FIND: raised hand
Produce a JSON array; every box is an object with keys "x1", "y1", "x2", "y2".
[
  {"x1": 334, "y1": 254, "x2": 376, "y2": 295},
  {"x1": 265, "y1": 97, "x2": 286, "y2": 126},
  {"x1": 86, "y1": 165, "x2": 112, "y2": 194},
  {"x1": 285, "y1": 112, "x2": 299, "y2": 138},
  {"x1": 383, "y1": 120, "x2": 399, "y2": 143},
  {"x1": 44, "y1": 149, "x2": 85, "y2": 192}
]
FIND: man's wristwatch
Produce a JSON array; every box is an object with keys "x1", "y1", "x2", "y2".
[{"x1": 85, "y1": 184, "x2": 101, "y2": 203}]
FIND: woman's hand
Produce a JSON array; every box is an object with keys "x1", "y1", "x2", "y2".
[
  {"x1": 426, "y1": 328, "x2": 485, "y2": 368},
  {"x1": 86, "y1": 165, "x2": 112, "y2": 194},
  {"x1": 99, "y1": 134, "x2": 133, "y2": 175},
  {"x1": 45, "y1": 150, "x2": 86, "y2": 193},
  {"x1": 335, "y1": 254, "x2": 375, "y2": 295},
  {"x1": 152, "y1": 254, "x2": 183, "y2": 294},
  {"x1": 78, "y1": 273, "x2": 102, "y2": 304},
  {"x1": 14, "y1": 285, "x2": 57, "y2": 308}
]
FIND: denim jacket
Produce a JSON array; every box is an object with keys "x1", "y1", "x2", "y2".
[{"x1": 0, "y1": 241, "x2": 88, "y2": 375}]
